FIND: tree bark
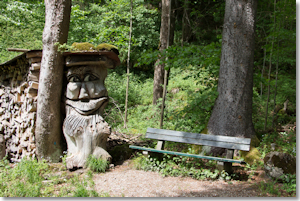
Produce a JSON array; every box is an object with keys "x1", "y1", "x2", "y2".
[
  {"x1": 153, "y1": 0, "x2": 172, "y2": 105},
  {"x1": 124, "y1": 0, "x2": 133, "y2": 128},
  {"x1": 181, "y1": 0, "x2": 191, "y2": 46},
  {"x1": 35, "y1": 0, "x2": 71, "y2": 162},
  {"x1": 207, "y1": 0, "x2": 257, "y2": 142},
  {"x1": 264, "y1": 0, "x2": 277, "y2": 131}
]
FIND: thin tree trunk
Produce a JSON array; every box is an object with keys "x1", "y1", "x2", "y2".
[
  {"x1": 153, "y1": 0, "x2": 171, "y2": 105},
  {"x1": 35, "y1": 0, "x2": 71, "y2": 162},
  {"x1": 124, "y1": 0, "x2": 133, "y2": 128},
  {"x1": 264, "y1": 0, "x2": 276, "y2": 131},
  {"x1": 160, "y1": 0, "x2": 172, "y2": 129},
  {"x1": 264, "y1": 41, "x2": 273, "y2": 131},
  {"x1": 271, "y1": 40, "x2": 279, "y2": 127},
  {"x1": 181, "y1": 0, "x2": 191, "y2": 46},
  {"x1": 272, "y1": 11, "x2": 281, "y2": 127},
  {"x1": 260, "y1": 45, "x2": 266, "y2": 97}
]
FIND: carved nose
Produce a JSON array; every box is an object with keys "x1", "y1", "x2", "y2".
[{"x1": 78, "y1": 83, "x2": 89, "y2": 99}]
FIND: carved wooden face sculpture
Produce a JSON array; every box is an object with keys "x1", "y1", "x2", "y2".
[
  {"x1": 63, "y1": 64, "x2": 112, "y2": 170},
  {"x1": 65, "y1": 65, "x2": 108, "y2": 116}
]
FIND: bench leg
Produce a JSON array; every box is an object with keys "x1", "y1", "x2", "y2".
[
  {"x1": 156, "y1": 140, "x2": 165, "y2": 150},
  {"x1": 155, "y1": 140, "x2": 165, "y2": 161},
  {"x1": 224, "y1": 149, "x2": 234, "y2": 174}
]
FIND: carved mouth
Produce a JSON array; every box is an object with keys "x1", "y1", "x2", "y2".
[{"x1": 66, "y1": 97, "x2": 108, "y2": 115}]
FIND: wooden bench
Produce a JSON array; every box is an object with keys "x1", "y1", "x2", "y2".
[{"x1": 129, "y1": 127, "x2": 251, "y2": 173}]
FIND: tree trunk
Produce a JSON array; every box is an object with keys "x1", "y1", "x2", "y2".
[
  {"x1": 181, "y1": 0, "x2": 191, "y2": 46},
  {"x1": 35, "y1": 0, "x2": 71, "y2": 162},
  {"x1": 260, "y1": 45, "x2": 266, "y2": 97},
  {"x1": 207, "y1": 0, "x2": 257, "y2": 143},
  {"x1": 264, "y1": 0, "x2": 276, "y2": 131},
  {"x1": 153, "y1": 0, "x2": 171, "y2": 105},
  {"x1": 124, "y1": 0, "x2": 133, "y2": 128},
  {"x1": 160, "y1": 0, "x2": 172, "y2": 129}
]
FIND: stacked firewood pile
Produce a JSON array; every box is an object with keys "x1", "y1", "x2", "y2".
[{"x1": 0, "y1": 50, "x2": 42, "y2": 162}]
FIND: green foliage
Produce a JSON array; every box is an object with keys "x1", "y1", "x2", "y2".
[
  {"x1": 252, "y1": 74, "x2": 296, "y2": 134},
  {"x1": 68, "y1": 0, "x2": 159, "y2": 62},
  {"x1": 104, "y1": 42, "x2": 220, "y2": 135},
  {"x1": 258, "y1": 181, "x2": 281, "y2": 196},
  {"x1": 86, "y1": 155, "x2": 110, "y2": 173},
  {"x1": 280, "y1": 173, "x2": 296, "y2": 196},
  {"x1": 0, "y1": 0, "x2": 44, "y2": 63},
  {"x1": 0, "y1": 158, "x2": 48, "y2": 197},
  {"x1": 257, "y1": 173, "x2": 296, "y2": 197},
  {"x1": 258, "y1": 130, "x2": 296, "y2": 157},
  {"x1": 255, "y1": 0, "x2": 296, "y2": 72},
  {"x1": 72, "y1": 179, "x2": 100, "y2": 197},
  {"x1": 0, "y1": 157, "x2": 110, "y2": 197},
  {"x1": 132, "y1": 153, "x2": 233, "y2": 181}
]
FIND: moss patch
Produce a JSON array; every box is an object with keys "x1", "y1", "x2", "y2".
[
  {"x1": 70, "y1": 42, "x2": 119, "y2": 55},
  {"x1": 240, "y1": 146, "x2": 261, "y2": 165},
  {"x1": 71, "y1": 42, "x2": 95, "y2": 51}
]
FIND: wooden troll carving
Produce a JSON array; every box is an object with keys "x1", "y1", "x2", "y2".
[{"x1": 62, "y1": 43, "x2": 120, "y2": 169}]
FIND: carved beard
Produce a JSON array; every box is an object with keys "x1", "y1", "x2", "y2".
[
  {"x1": 62, "y1": 104, "x2": 111, "y2": 169},
  {"x1": 63, "y1": 103, "x2": 111, "y2": 138}
]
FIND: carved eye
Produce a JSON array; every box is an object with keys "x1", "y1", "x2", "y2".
[
  {"x1": 68, "y1": 75, "x2": 81, "y2": 82},
  {"x1": 84, "y1": 74, "x2": 98, "y2": 82}
]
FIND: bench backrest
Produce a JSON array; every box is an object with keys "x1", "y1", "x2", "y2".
[{"x1": 146, "y1": 128, "x2": 251, "y2": 151}]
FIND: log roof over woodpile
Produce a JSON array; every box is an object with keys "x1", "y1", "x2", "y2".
[
  {"x1": 0, "y1": 49, "x2": 42, "y2": 68},
  {"x1": 0, "y1": 52, "x2": 26, "y2": 67}
]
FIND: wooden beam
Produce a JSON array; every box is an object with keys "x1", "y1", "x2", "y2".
[
  {"x1": 7, "y1": 48, "x2": 30, "y2": 52},
  {"x1": 26, "y1": 51, "x2": 42, "y2": 58}
]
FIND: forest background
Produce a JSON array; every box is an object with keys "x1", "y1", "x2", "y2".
[{"x1": 0, "y1": 0, "x2": 296, "y2": 151}]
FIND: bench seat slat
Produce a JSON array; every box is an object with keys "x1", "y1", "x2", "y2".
[
  {"x1": 129, "y1": 145, "x2": 245, "y2": 164},
  {"x1": 146, "y1": 132, "x2": 250, "y2": 151},
  {"x1": 147, "y1": 128, "x2": 251, "y2": 145}
]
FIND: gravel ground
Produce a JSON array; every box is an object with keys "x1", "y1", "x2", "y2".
[{"x1": 93, "y1": 161, "x2": 267, "y2": 197}]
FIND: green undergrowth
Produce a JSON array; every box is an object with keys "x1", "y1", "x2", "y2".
[
  {"x1": 131, "y1": 153, "x2": 236, "y2": 181},
  {"x1": 85, "y1": 155, "x2": 110, "y2": 173},
  {"x1": 257, "y1": 173, "x2": 296, "y2": 197},
  {"x1": 0, "y1": 157, "x2": 110, "y2": 197},
  {"x1": 105, "y1": 66, "x2": 218, "y2": 135}
]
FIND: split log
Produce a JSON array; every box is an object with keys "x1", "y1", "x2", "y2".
[
  {"x1": 27, "y1": 71, "x2": 40, "y2": 82},
  {"x1": 30, "y1": 63, "x2": 41, "y2": 70},
  {"x1": 14, "y1": 93, "x2": 21, "y2": 103},
  {"x1": 26, "y1": 87, "x2": 38, "y2": 98},
  {"x1": 29, "y1": 81, "x2": 39, "y2": 90},
  {"x1": 30, "y1": 57, "x2": 42, "y2": 64}
]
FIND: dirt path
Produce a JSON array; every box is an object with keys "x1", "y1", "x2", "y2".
[{"x1": 92, "y1": 160, "x2": 269, "y2": 197}]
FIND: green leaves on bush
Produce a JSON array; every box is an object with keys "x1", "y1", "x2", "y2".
[{"x1": 132, "y1": 153, "x2": 233, "y2": 181}]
